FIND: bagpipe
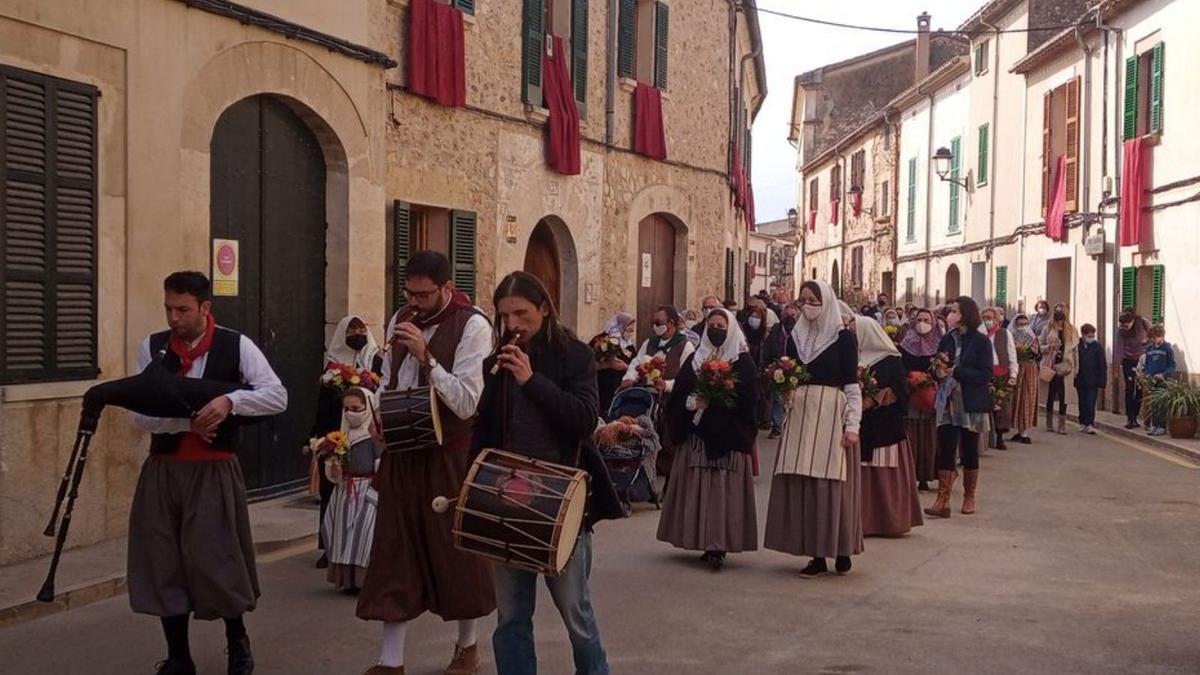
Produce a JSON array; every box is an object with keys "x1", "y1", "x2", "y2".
[{"x1": 37, "y1": 349, "x2": 247, "y2": 602}]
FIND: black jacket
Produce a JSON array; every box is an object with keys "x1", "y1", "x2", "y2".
[
  {"x1": 938, "y1": 330, "x2": 994, "y2": 414},
  {"x1": 474, "y1": 333, "x2": 624, "y2": 528},
  {"x1": 666, "y1": 353, "x2": 758, "y2": 459},
  {"x1": 1074, "y1": 340, "x2": 1108, "y2": 389},
  {"x1": 860, "y1": 355, "x2": 909, "y2": 460}
]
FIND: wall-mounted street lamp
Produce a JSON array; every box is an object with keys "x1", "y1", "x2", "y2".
[
  {"x1": 932, "y1": 147, "x2": 973, "y2": 192},
  {"x1": 786, "y1": 208, "x2": 799, "y2": 228},
  {"x1": 846, "y1": 185, "x2": 877, "y2": 217}
]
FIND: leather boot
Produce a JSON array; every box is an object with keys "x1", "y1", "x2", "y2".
[
  {"x1": 227, "y1": 636, "x2": 254, "y2": 675},
  {"x1": 1057, "y1": 416, "x2": 1067, "y2": 435},
  {"x1": 924, "y1": 470, "x2": 956, "y2": 518},
  {"x1": 445, "y1": 643, "x2": 480, "y2": 675},
  {"x1": 961, "y1": 469, "x2": 979, "y2": 514}
]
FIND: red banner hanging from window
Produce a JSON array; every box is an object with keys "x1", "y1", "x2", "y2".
[
  {"x1": 1119, "y1": 138, "x2": 1146, "y2": 247},
  {"x1": 408, "y1": 0, "x2": 466, "y2": 108},
  {"x1": 851, "y1": 192, "x2": 863, "y2": 217},
  {"x1": 830, "y1": 200, "x2": 840, "y2": 226},
  {"x1": 545, "y1": 36, "x2": 581, "y2": 175},
  {"x1": 634, "y1": 82, "x2": 668, "y2": 160},
  {"x1": 1045, "y1": 156, "x2": 1067, "y2": 242},
  {"x1": 808, "y1": 209, "x2": 817, "y2": 231}
]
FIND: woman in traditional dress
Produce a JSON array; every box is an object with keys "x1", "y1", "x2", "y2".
[
  {"x1": 899, "y1": 309, "x2": 942, "y2": 491},
  {"x1": 1008, "y1": 313, "x2": 1041, "y2": 444},
  {"x1": 311, "y1": 314, "x2": 382, "y2": 569},
  {"x1": 592, "y1": 312, "x2": 637, "y2": 417},
  {"x1": 657, "y1": 308, "x2": 759, "y2": 570},
  {"x1": 1040, "y1": 302, "x2": 1079, "y2": 435},
  {"x1": 855, "y1": 316, "x2": 923, "y2": 537},
  {"x1": 983, "y1": 306, "x2": 1018, "y2": 450},
  {"x1": 764, "y1": 280, "x2": 863, "y2": 578},
  {"x1": 323, "y1": 387, "x2": 383, "y2": 592},
  {"x1": 925, "y1": 297, "x2": 993, "y2": 518}
]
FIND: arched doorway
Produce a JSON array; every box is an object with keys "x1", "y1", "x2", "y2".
[
  {"x1": 210, "y1": 94, "x2": 327, "y2": 493},
  {"x1": 635, "y1": 214, "x2": 684, "y2": 343},
  {"x1": 831, "y1": 260, "x2": 841, "y2": 298},
  {"x1": 945, "y1": 264, "x2": 961, "y2": 300},
  {"x1": 524, "y1": 217, "x2": 579, "y2": 330}
]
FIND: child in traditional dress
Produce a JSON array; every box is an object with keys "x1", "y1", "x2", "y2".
[{"x1": 323, "y1": 387, "x2": 383, "y2": 593}]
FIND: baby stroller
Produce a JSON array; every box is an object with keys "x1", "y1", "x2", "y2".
[{"x1": 599, "y1": 387, "x2": 662, "y2": 512}]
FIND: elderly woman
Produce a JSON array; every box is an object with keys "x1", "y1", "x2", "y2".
[
  {"x1": 982, "y1": 307, "x2": 1018, "y2": 450},
  {"x1": 592, "y1": 312, "x2": 637, "y2": 416},
  {"x1": 764, "y1": 280, "x2": 863, "y2": 577},
  {"x1": 899, "y1": 308, "x2": 942, "y2": 491},
  {"x1": 1008, "y1": 313, "x2": 1041, "y2": 444}
]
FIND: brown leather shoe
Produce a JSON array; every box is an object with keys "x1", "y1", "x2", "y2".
[
  {"x1": 361, "y1": 666, "x2": 405, "y2": 675},
  {"x1": 445, "y1": 644, "x2": 480, "y2": 675},
  {"x1": 924, "y1": 470, "x2": 956, "y2": 518},
  {"x1": 961, "y1": 469, "x2": 979, "y2": 515}
]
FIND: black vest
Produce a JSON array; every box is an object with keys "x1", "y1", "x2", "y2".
[{"x1": 147, "y1": 326, "x2": 244, "y2": 454}]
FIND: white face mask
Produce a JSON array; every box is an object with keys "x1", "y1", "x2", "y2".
[
  {"x1": 748, "y1": 317, "x2": 762, "y2": 329},
  {"x1": 801, "y1": 304, "x2": 823, "y2": 321},
  {"x1": 984, "y1": 319, "x2": 995, "y2": 330},
  {"x1": 652, "y1": 324, "x2": 668, "y2": 337},
  {"x1": 915, "y1": 322, "x2": 933, "y2": 335},
  {"x1": 344, "y1": 409, "x2": 371, "y2": 429}
]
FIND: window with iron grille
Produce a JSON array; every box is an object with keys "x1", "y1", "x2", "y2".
[{"x1": 1, "y1": 65, "x2": 99, "y2": 384}]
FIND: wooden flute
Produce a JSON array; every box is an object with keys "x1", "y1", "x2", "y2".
[{"x1": 489, "y1": 331, "x2": 523, "y2": 375}]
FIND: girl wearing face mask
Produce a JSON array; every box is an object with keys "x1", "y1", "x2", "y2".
[
  {"x1": 658, "y1": 309, "x2": 759, "y2": 570},
  {"x1": 1008, "y1": 313, "x2": 1042, "y2": 444},
  {"x1": 311, "y1": 315, "x2": 383, "y2": 568},
  {"x1": 1039, "y1": 303, "x2": 1078, "y2": 435},
  {"x1": 323, "y1": 387, "x2": 384, "y2": 593},
  {"x1": 764, "y1": 280, "x2": 865, "y2": 578},
  {"x1": 899, "y1": 309, "x2": 943, "y2": 491}
]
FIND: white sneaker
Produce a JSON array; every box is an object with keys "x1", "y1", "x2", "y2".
[{"x1": 1084, "y1": 426, "x2": 1096, "y2": 435}]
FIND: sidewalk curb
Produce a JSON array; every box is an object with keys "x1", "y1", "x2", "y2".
[
  {"x1": 1068, "y1": 413, "x2": 1200, "y2": 465},
  {"x1": 0, "y1": 531, "x2": 316, "y2": 632}
]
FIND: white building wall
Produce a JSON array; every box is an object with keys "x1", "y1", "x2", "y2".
[
  {"x1": 897, "y1": 101, "x2": 930, "y2": 260},
  {"x1": 929, "y1": 75, "x2": 971, "y2": 254}
]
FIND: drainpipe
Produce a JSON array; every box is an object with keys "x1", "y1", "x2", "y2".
[
  {"x1": 1094, "y1": 10, "x2": 1123, "y2": 406},
  {"x1": 836, "y1": 145, "x2": 847, "y2": 299},
  {"x1": 605, "y1": 0, "x2": 618, "y2": 145},
  {"x1": 923, "y1": 92, "x2": 935, "y2": 306},
  {"x1": 982, "y1": 19, "x2": 1001, "y2": 302},
  {"x1": 885, "y1": 108, "x2": 900, "y2": 302},
  {"x1": 1074, "y1": 18, "x2": 1102, "y2": 362}
]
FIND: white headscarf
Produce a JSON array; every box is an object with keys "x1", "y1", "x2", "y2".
[
  {"x1": 340, "y1": 386, "x2": 377, "y2": 447},
  {"x1": 791, "y1": 280, "x2": 846, "y2": 364},
  {"x1": 854, "y1": 315, "x2": 901, "y2": 367},
  {"x1": 602, "y1": 312, "x2": 636, "y2": 349},
  {"x1": 326, "y1": 314, "x2": 380, "y2": 371},
  {"x1": 692, "y1": 308, "x2": 749, "y2": 371}
]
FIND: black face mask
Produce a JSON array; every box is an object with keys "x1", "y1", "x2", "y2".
[
  {"x1": 345, "y1": 333, "x2": 368, "y2": 351},
  {"x1": 707, "y1": 328, "x2": 728, "y2": 347},
  {"x1": 783, "y1": 318, "x2": 798, "y2": 331},
  {"x1": 1053, "y1": 311, "x2": 1065, "y2": 322}
]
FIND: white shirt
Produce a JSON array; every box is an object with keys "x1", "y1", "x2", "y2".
[
  {"x1": 984, "y1": 326, "x2": 1019, "y2": 376},
  {"x1": 130, "y1": 329, "x2": 288, "y2": 434},
  {"x1": 379, "y1": 310, "x2": 491, "y2": 421},
  {"x1": 621, "y1": 337, "x2": 696, "y2": 393}
]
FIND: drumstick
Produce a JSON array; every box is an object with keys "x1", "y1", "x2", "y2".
[
  {"x1": 489, "y1": 331, "x2": 523, "y2": 375},
  {"x1": 431, "y1": 495, "x2": 458, "y2": 514}
]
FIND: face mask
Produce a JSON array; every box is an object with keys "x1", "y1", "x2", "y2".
[
  {"x1": 984, "y1": 319, "x2": 995, "y2": 331},
  {"x1": 1053, "y1": 311, "x2": 1065, "y2": 322},
  {"x1": 1083, "y1": 336, "x2": 1096, "y2": 345},
  {"x1": 345, "y1": 333, "x2": 368, "y2": 351},
  {"x1": 707, "y1": 328, "x2": 728, "y2": 347},
  {"x1": 1037, "y1": 308, "x2": 1048, "y2": 316},
  {"x1": 801, "y1": 304, "x2": 823, "y2": 321},
  {"x1": 344, "y1": 409, "x2": 371, "y2": 428},
  {"x1": 1016, "y1": 323, "x2": 1030, "y2": 332},
  {"x1": 783, "y1": 317, "x2": 798, "y2": 330},
  {"x1": 946, "y1": 312, "x2": 961, "y2": 329},
  {"x1": 915, "y1": 322, "x2": 933, "y2": 335},
  {"x1": 747, "y1": 317, "x2": 762, "y2": 330},
  {"x1": 652, "y1": 324, "x2": 668, "y2": 337}
]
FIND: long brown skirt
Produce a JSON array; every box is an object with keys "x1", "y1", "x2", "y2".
[
  {"x1": 127, "y1": 456, "x2": 258, "y2": 620},
  {"x1": 860, "y1": 441, "x2": 924, "y2": 537},
  {"x1": 1012, "y1": 360, "x2": 1040, "y2": 432},
  {"x1": 906, "y1": 415, "x2": 937, "y2": 483},
  {"x1": 356, "y1": 438, "x2": 496, "y2": 623},
  {"x1": 656, "y1": 437, "x2": 758, "y2": 553},
  {"x1": 763, "y1": 446, "x2": 864, "y2": 559}
]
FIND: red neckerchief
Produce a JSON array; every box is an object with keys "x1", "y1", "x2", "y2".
[
  {"x1": 388, "y1": 290, "x2": 473, "y2": 386},
  {"x1": 169, "y1": 314, "x2": 216, "y2": 375}
]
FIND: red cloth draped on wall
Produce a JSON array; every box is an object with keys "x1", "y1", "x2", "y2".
[
  {"x1": 744, "y1": 184, "x2": 756, "y2": 230},
  {"x1": 634, "y1": 83, "x2": 668, "y2": 160},
  {"x1": 544, "y1": 36, "x2": 581, "y2": 175},
  {"x1": 731, "y1": 141, "x2": 745, "y2": 207},
  {"x1": 408, "y1": 0, "x2": 466, "y2": 107},
  {"x1": 1045, "y1": 156, "x2": 1067, "y2": 242},
  {"x1": 808, "y1": 210, "x2": 817, "y2": 231},
  {"x1": 1120, "y1": 138, "x2": 1146, "y2": 246},
  {"x1": 851, "y1": 192, "x2": 863, "y2": 217},
  {"x1": 830, "y1": 200, "x2": 840, "y2": 226}
]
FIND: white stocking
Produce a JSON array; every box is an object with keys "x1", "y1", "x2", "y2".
[
  {"x1": 379, "y1": 621, "x2": 407, "y2": 667},
  {"x1": 457, "y1": 618, "x2": 479, "y2": 648}
]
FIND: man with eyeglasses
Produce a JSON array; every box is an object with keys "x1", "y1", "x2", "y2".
[{"x1": 357, "y1": 251, "x2": 495, "y2": 675}]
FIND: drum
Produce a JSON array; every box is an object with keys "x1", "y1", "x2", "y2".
[
  {"x1": 451, "y1": 449, "x2": 588, "y2": 576},
  {"x1": 378, "y1": 386, "x2": 444, "y2": 453}
]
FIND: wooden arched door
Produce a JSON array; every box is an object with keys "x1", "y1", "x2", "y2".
[
  {"x1": 524, "y1": 220, "x2": 561, "y2": 311},
  {"x1": 636, "y1": 215, "x2": 676, "y2": 344},
  {"x1": 946, "y1": 264, "x2": 961, "y2": 300}
]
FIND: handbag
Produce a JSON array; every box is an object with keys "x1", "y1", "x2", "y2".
[{"x1": 1039, "y1": 365, "x2": 1057, "y2": 383}]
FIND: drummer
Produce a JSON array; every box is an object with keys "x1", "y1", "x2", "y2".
[
  {"x1": 473, "y1": 271, "x2": 624, "y2": 675},
  {"x1": 357, "y1": 251, "x2": 495, "y2": 675}
]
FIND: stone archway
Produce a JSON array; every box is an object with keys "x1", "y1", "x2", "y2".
[
  {"x1": 625, "y1": 185, "x2": 693, "y2": 318},
  {"x1": 524, "y1": 216, "x2": 580, "y2": 330},
  {"x1": 946, "y1": 263, "x2": 961, "y2": 299},
  {"x1": 635, "y1": 213, "x2": 687, "y2": 344}
]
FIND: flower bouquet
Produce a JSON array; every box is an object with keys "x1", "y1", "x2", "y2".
[
  {"x1": 907, "y1": 370, "x2": 937, "y2": 413},
  {"x1": 883, "y1": 323, "x2": 901, "y2": 343},
  {"x1": 321, "y1": 361, "x2": 381, "y2": 392},
  {"x1": 308, "y1": 430, "x2": 349, "y2": 465},
  {"x1": 590, "y1": 334, "x2": 626, "y2": 363},
  {"x1": 990, "y1": 374, "x2": 1014, "y2": 409},
  {"x1": 1016, "y1": 344, "x2": 1039, "y2": 363},
  {"x1": 764, "y1": 357, "x2": 809, "y2": 397},
  {"x1": 857, "y1": 365, "x2": 880, "y2": 398},
  {"x1": 929, "y1": 352, "x2": 953, "y2": 380},
  {"x1": 690, "y1": 358, "x2": 738, "y2": 424},
  {"x1": 634, "y1": 355, "x2": 667, "y2": 386}
]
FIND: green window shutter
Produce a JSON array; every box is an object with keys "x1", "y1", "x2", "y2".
[
  {"x1": 906, "y1": 157, "x2": 917, "y2": 240},
  {"x1": 1121, "y1": 266, "x2": 1137, "y2": 311},
  {"x1": 449, "y1": 210, "x2": 478, "y2": 303},
  {"x1": 995, "y1": 266, "x2": 1007, "y2": 307},
  {"x1": 978, "y1": 123, "x2": 989, "y2": 186},
  {"x1": 1150, "y1": 42, "x2": 1164, "y2": 135},
  {"x1": 453, "y1": 0, "x2": 475, "y2": 15},
  {"x1": 617, "y1": 0, "x2": 635, "y2": 79},
  {"x1": 522, "y1": 0, "x2": 545, "y2": 106},
  {"x1": 949, "y1": 137, "x2": 961, "y2": 232},
  {"x1": 1, "y1": 66, "x2": 100, "y2": 384},
  {"x1": 1123, "y1": 55, "x2": 1139, "y2": 141},
  {"x1": 392, "y1": 201, "x2": 412, "y2": 314},
  {"x1": 654, "y1": 2, "x2": 669, "y2": 90},
  {"x1": 572, "y1": 0, "x2": 589, "y2": 113},
  {"x1": 1150, "y1": 264, "x2": 1165, "y2": 324}
]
